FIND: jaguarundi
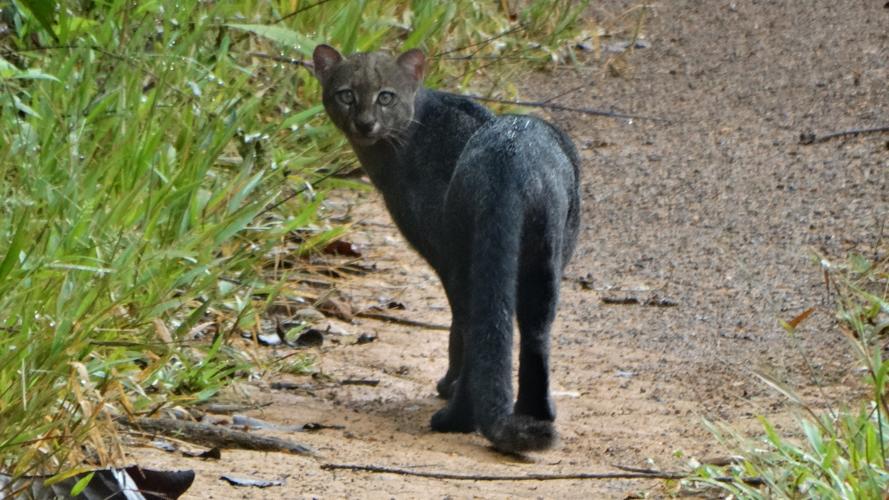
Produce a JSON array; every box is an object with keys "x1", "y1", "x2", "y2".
[{"x1": 312, "y1": 44, "x2": 580, "y2": 453}]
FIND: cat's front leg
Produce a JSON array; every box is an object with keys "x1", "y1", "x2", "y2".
[
  {"x1": 436, "y1": 321, "x2": 463, "y2": 399},
  {"x1": 432, "y1": 271, "x2": 475, "y2": 431},
  {"x1": 430, "y1": 375, "x2": 476, "y2": 433},
  {"x1": 437, "y1": 269, "x2": 470, "y2": 399}
]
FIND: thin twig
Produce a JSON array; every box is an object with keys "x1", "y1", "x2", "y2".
[
  {"x1": 539, "y1": 82, "x2": 593, "y2": 104},
  {"x1": 612, "y1": 464, "x2": 663, "y2": 474},
  {"x1": 321, "y1": 463, "x2": 764, "y2": 486},
  {"x1": 799, "y1": 126, "x2": 889, "y2": 145},
  {"x1": 451, "y1": 45, "x2": 538, "y2": 84},
  {"x1": 611, "y1": 464, "x2": 763, "y2": 486},
  {"x1": 117, "y1": 417, "x2": 315, "y2": 456},
  {"x1": 257, "y1": 163, "x2": 352, "y2": 219},
  {"x1": 439, "y1": 91, "x2": 671, "y2": 123},
  {"x1": 440, "y1": 54, "x2": 544, "y2": 61},
  {"x1": 433, "y1": 25, "x2": 527, "y2": 58},
  {"x1": 321, "y1": 463, "x2": 684, "y2": 481},
  {"x1": 340, "y1": 379, "x2": 380, "y2": 386},
  {"x1": 600, "y1": 296, "x2": 679, "y2": 307},
  {"x1": 356, "y1": 311, "x2": 450, "y2": 331},
  {"x1": 273, "y1": 0, "x2": 336, "y2": 24},
  {"x1": 601, "y1": 296, "x2": 641, "y2": 305}
]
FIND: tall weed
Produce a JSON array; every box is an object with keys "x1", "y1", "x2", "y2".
[{"x1": 694, "y1": 251, "x2": 889, "y2": 498}]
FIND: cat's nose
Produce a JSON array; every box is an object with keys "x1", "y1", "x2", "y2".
[{"x1": 355, "y1": 118, "x2": 376, "y2": 135}]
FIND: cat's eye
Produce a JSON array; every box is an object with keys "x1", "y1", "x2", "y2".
[
  {"x1": 336, "y1": 89, "x2": 354, "y2": 105},
  {"x1": 377, "y1": 91, "x2": 396, "y2": 106}
]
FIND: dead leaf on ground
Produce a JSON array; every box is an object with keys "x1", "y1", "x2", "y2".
[
  {"x1": 786, "y1": 306, "x2": 815, "y2": 329},
  {"x1": 317, "y1": 296, "x2": 354, "y2": 321}
]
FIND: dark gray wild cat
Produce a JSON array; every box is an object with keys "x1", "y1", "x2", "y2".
[{"x1": 312, "y1": 44, "x2": 580, "y2": 453}]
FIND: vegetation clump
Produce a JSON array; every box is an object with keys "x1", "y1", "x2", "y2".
[
  {"x1": 0, "y1": 0, "x2": 591, "y2": 483},
  {"x1": 696, "y1": 251, "x2": 889, "y2": 498}
]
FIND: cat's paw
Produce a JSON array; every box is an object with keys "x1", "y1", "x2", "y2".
[
  {"x1": 430, "y1": 406, "x2": 476, "y2": 433},
  {"x1": 436, "y1": 375, "x2": 458, "y2": 399},
  {"x1": 514, "y1": 396, "x2": 556, "y2": 422}
]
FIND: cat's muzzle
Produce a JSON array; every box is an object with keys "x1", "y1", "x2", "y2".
[{"x1": 350, "y1": 121, "x2": 382, "y2": 145}]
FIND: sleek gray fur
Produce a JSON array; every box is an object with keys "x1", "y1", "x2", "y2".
[{"x1": 313, "y1": 44, "x2": 580, "y2": 453}]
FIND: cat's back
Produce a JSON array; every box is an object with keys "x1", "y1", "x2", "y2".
[{"x1": 457, "y1": 114, "x2": 579, "y2": 190}]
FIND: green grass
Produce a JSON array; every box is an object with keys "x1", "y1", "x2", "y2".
[
  {"x1": 0, "y1": 0, "x2": 591, "y2": 485},
  {"x1": 693, "y1": 251, "x2": 889, "y2": 498}
]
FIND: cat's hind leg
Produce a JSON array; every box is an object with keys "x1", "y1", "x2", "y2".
[{"x1": 514, "y1": 222, "x2": 563, "y2": 422}]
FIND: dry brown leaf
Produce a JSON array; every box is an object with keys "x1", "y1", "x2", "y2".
[
  {"x1": 787, "y1": 307, "x2": 815, "y2": 329},
  {"x1": 153, "y1": 318, "x2": 173, "y2": 344},
  {"x1": 317, "y1": 297, "x2": 354, "y2": 322}
]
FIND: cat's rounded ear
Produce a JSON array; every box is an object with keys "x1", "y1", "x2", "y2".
[
  {"x1": 396, "y1": 48, "x2": 426, "y2": 83},
  {"x1": 313, "y1": 44, "x2": 343, "y2": 81}
]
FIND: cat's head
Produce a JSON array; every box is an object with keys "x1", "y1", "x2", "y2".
[{"x1": 313, "y1": 44, "x2": 425, "y2": 147}]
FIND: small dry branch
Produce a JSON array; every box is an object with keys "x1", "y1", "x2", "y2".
[
  {"x1": 340, "y1": 378, "x2": 380, "y2": 386},
  {"x1": 432, "y1": 25, "x2": 527, "y2": 58},
  {"x1": 356, "y1": 311, "x2": 450, "y2": 331},
  {"x1": 320, "y1": 463, "x2": 684, "y2": 481},
  {"x1": 442, "y1": 91, "x2": 671, "y2": 123},
  {"x1": 320, "y1": 463, "x2": 763, "y2": 486},
  {"x1": 601, "y1": 296, "x2": 678, "y2": 307},
  {"x1": 118, "y1": 417, "x2": 314, "y2": 456},
  {"x1": 799, "y1": 126, "x2": 889, "y2": 144}
]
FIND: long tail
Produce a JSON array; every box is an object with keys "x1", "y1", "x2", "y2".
[{"x1": 466, "y1": 189, "x2": 557, "y2": 454}]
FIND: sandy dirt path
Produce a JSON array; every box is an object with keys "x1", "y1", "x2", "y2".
[{"x1": 127, "y1": 1, "x2": 887, "y2": 497}]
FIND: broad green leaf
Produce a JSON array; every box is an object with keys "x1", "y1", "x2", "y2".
[
  {"x1": 13, "y1": 69, "x2": 61, "y2": 82},
  {"x1": 19, "y1": 0, "x2": 58, "y2": 39},
  {"x1": 43, "y1": 467, "x2": 94, "y2": 487},
  {"x1": 280, "y1": 104, "x2": 324, "y2": 130},
  {"x1": 0, "y1": 56, "x2": 19, "y2": 78},
  {"x1": 227, "y1": 24, "x2": 317, "y2": 56},
  {"x1": 70, "y1": 472, "x2": 95, "y2": 496},
  {"x1": 227, "y1": 170, "x2": 266, "y2": 213},
  {"x1": 0, "y1": 216, "x2": 27, "y2": 281},
  {"x1": 12, "y1": 95, "x2": 40, "y2": 118}
]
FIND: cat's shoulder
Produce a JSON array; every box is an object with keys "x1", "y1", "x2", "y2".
[{"x1": 422, "y1": 89, "x2": 495, "y2": 123}]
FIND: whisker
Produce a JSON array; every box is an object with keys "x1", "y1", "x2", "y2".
[{"x1": 383, "y1": 135, "x2": 405, "y2": 149}]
